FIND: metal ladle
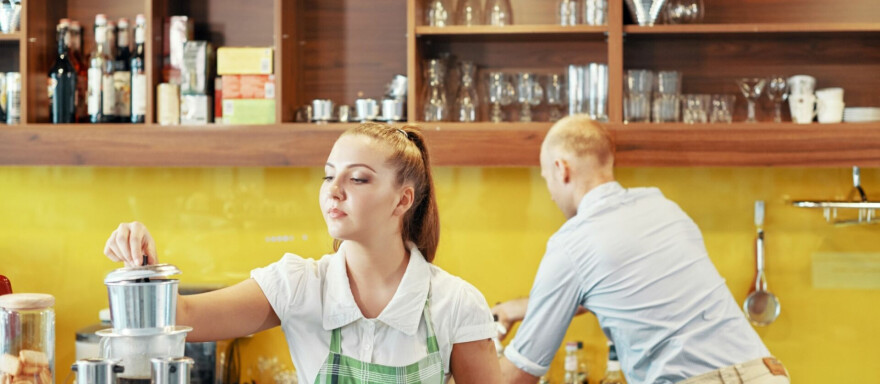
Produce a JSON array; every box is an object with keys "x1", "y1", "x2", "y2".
[{"x1": 743, "y1": 201, "x2": 781, "y2": 326}]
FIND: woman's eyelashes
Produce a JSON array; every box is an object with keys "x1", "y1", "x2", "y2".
[{"x1": 322, "y1": 174, "x2": 369, "y2": 184}]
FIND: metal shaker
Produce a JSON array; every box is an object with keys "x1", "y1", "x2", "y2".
[
  {"x1": 151, "y1": 356, "x2": 195, "y2": 384},
  {"x1": 72, "y1": 358, "x2": 124, "y2": 384}
]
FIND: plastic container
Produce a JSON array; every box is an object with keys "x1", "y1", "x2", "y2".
[
  {"x1": 0, "y1": 293, "x2": 55, "y2": 384},
  {"x1": 98, "y1": 326, "x2": 191, "y2": 382}
]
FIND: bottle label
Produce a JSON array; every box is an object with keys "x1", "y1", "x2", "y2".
[
  {"x1": 565, "y1": 355, "x2": 577, "y2": 371},
  {"x1": 132, "y1": 73, "x2": 146, "y2": 117},
  {"x1": 87, "y1": 68, "x2": 101, "y2": 115},
  {"x1": 102, "y1": 74, "x2": 115, "y2": 116},
  {"x1": 135, "y1": 28, "x2": 145, "y2": 44},
  {"x1": 114, "y1": 71, "x2": 131, "y2": 117}
]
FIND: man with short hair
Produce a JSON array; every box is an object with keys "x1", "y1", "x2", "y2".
[{"x1": 495, "y1": 115, "x2": 789, "y2": 384}]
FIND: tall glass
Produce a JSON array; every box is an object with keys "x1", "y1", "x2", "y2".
[
  {"x1": 545, "y1": 73, "x2": 566, "y2": 122},
  {"x1": 485, "y1": 0, "x2": 513, "y2": 26},
  {"x1": 426, "y1": 0, "x2": 453, "y2": 26},
  {"x1": 422, "y1": 59, "x2": 448, "y2": 121},
  {"x1": 455, "y1": 0, "x2": 482, "y2": 25},
  {"x1": 652, "y1": 70, "x2": 680, "y2": 123},
  {"x1": 624, "y1": 69, "x2": 652, "y2": 123},
  {"x1": 710, "y1": 94, "x2": 735, "y2": 123},
  {"x1": 558, "y1": 0, "x2": 579, "y2": 25},
  {"x1": 454, "y1": 60, "x2": 479, "y2": 122}
]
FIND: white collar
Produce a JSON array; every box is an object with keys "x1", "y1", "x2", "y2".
[{"x1": 322, "y1": 242, "x2": 431, "y2": 336}]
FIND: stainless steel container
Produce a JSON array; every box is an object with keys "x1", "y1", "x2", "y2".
[
  {"x1": 311, "y1": 99, "x2": 334, "y2": 122},
  {"x1": 381, "y1": 98, "x2": 405, "y2": 122},
  {"x1": 355, "y1": 98, "x2": 380, "y2": 121},
  {"x1": 72, "y1": 358, "x2": 124, "y2": 384},
  {"x1": 104, "y1": 263, "x2": 181, "y2": 333},
  {"x1": 151, "y1": 356, "x2": 195, "y2": 384}
]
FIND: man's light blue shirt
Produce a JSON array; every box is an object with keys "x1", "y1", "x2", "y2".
[{"x1": 505, "y1": 181, "x2": 769, "y2": 383}]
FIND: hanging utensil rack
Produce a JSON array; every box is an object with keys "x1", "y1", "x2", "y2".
[{"x1": 792, "y1": 167, "x2": 880, "y2": 225}]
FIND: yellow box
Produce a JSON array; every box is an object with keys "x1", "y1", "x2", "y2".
[
  {"x1": 222, "y1": 99, "x2": 275, "y2": 125},
  {"x1": 216, "y1": 47, "x2": 274, "y2": 75}
]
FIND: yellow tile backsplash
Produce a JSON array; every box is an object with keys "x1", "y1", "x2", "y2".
[{"x1": 1, "y1": 166, "x2": 878, "y2": 383}]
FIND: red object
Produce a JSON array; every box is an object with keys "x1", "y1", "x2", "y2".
[{"x1": 0, "y1": 275, "x2": 11, "y2": 296}]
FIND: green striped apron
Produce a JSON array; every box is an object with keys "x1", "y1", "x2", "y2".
[{"x1": 314, "y1": 299, "x2": 445, "y2": 384}]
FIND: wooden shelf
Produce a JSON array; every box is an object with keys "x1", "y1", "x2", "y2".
[
  {"x1": 0, "y1": 33, "x2": 21, "y2": 42},
  {"x1": 416, "y1": 25, "x2": 609, "y2": 36},
  {"x1": 1, "y1": 122, "x2": 878, "y2": 167},
  {"x1": 623, "y1": 23, "x2": 880, "y2": 34}
]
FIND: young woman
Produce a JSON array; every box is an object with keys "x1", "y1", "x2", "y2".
[{"x1": 104, "y1": 123, "x2": 501, "y2": 384}]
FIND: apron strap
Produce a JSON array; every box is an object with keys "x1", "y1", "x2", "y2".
[
  {"x1": 422, "y1": 298, "x2": 440, "y2": 354},
  {"x1": 330, "y1": 325, "x2": 343, "y2": 354}
]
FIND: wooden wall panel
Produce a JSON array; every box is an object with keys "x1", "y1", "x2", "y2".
[
  {"x1": 168, "y1": 0, "x2": 274, "y2": 46},
  {"x1": 0, "y1": 44, "x2": 19, "y2": 72},
  {"x1": 300, "y1": 0, "x2": 407, "y2": 106},
  {"x1": 699, "y1": 0, "x2": 880, "y2": 24}
]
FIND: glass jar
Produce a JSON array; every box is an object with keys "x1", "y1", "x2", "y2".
[
  {"x1": 422, "y1": 58, "x2": 448, "y2": 122},
  {"x1": 0, "y1": 293, "x2": 56, "y2": 384},
  {"x1": 453, "y1": 60, "x2": 479, "y2": 122}
]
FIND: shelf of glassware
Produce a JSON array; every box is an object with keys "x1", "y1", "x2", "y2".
[
  {"x1": 415, "y1": 25, "x2": 609, "y2": 37},
  {"x1": 623, "y1": 23, "x2": 880, "y2": 34},
  {"x1": 1, "y1": 121, "x2": 879, "y2": 167}
]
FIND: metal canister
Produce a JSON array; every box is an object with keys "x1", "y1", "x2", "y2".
[
  {"x1": 72, "y1": 358, "x2": 124, "y2": 384},
  {"x1": 5, "y1": 72, "x2": 21, "y2": 125},
  {"x1": 151, "y1": 357, "x2": 195, "y2": 384}
]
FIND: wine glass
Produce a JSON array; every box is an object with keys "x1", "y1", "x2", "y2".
[
  {"x1": 665, "y1": 0, "x2": 704, "y2": 24},
  {"x1": 454, "y1": 60, "x2": 479, "y2": 122},
  {"x1": 545, "y1": 74, "x2": 566, "y2": 122},
  {"x1": 736, "y1": 78, "x2": 766, "y2": 123},
  {"x1": 485, "y1": 71, "x2": 514, "y2": 122},
  {"x1": 515, "y1": 73, "x2": 543, "y2": 122},
  {"x1": 765, "y1": 76, "x2": 788, "y2": 123}
]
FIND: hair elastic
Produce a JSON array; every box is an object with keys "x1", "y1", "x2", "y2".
[{"x1": 396, "y1": 128, "x2": 410, "y2": 139}]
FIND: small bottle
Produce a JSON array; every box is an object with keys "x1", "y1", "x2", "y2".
[
  {"x1": 88, "y1": 14, "x2": 115, "y2": 123},
  {"x1": 564, "y1": 341, "x2": 579, "y2": 384},
  {"x1": 113, "y1": 18, "x2": 132, "y2": 123},
  {"x1": 69, "y1": 21, "x2": 89, "y2": 122},
  {"x1": 600, "y1": 342, "x2": 625, "y2": 384},
  {"x1": 130, "y1": 14, "x2": 146, "y2": 123},
  {"x1": 49, "y1": 19, "x2": 77, "y2": 123},
  {"x1": 577, "y1": 341, "x2": 589, "y2": 384}
]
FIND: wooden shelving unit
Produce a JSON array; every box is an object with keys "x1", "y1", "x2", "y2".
[
  {"x1": 0, "y1": 0, "x2": 878, "y2": 167},
  {"x1": 3, "y1": 122, "x2": 879, "y2": 167}
]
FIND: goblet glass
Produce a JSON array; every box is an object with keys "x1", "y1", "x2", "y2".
[
  {"x1": 736, "y1": 78, "x2": 766, "y2": 123},
  {"x1": 515, "y1": 73, "x2": 543, "y2": 122},
  {"x1": 765, "y1": 76, "x2": 788, "y2": 123}
]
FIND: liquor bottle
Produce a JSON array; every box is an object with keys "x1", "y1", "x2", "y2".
[
  {"x1": 600, "y1": 342, "x2": 625, "y2": 384},
  {"x1": 130, "y1": 14, "x2": 146, "y2": 123},
  {"x1": 564, "y1": 342, "x2": 579, "y2": 384},
  {"x1": 114, "y1": 18, "x2": 132, "y2": 123},
  {"x1": 69, "y1": 20, "x2": 89, "y2": 122},
  {"x1": 49, "y1": 20, "x2": 77, "y2": 123},
  {"x1": 88, "y1": 14, "x2": 115, "y2": 123}
]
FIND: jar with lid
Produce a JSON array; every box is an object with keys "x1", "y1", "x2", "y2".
[{"x1": 0, "y1": 293, "x2": 56, "y2": 384}]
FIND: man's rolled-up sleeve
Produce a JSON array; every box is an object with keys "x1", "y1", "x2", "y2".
[{"x1": 505, "y1": 239, "x2": 582, "y2": 377}]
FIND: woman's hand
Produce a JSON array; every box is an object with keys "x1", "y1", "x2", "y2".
[
  {"x1": 491, "y1": 298, "x2": 529, "y2": 341},
  {"x1": 103, "y1": 221, "x2": 158, "y2": 266}
]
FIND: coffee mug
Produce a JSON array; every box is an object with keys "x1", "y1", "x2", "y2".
[
  {"x1": 817, "y1": 98, "x2": 845, "y2": 124},
  {"x1": 787, "y1": 75, "x2": 816, "y2": 96},
  {"x1": 789, "y1": 94, "x2": 816, "y2": 124}
]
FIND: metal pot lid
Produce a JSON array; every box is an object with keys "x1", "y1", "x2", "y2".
[{"x1": 104, "y1": 263, "x2": 181, "y2": 284}]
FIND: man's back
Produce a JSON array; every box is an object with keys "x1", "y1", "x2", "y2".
[{"x1": 508, "y1": 182, "x2": 769, "y2": 383}]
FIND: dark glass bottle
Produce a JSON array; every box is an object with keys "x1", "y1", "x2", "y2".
[
  {"x1": 49, "y1": 21, "x2": 77, "y2": 123},
  {"x1": 114, "y1": 18, "x2": 132, "y2": 123},
  {"x1": 69, "y1": 21, "x2": 90, "y2": 123},
  {"x1": 130, "y1": 14, "x2": 146, "y2": 123}
]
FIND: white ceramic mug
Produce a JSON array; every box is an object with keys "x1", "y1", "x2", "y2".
[
  {"x1": 789, "y1": 94, "x2": 816, "y2": 124},
  {"x1": 787, "y1": 75, "x2": 816, "y2": 96},
  {"x1": 817, "y1": 98, "x2": 845, "y2": 124},
  {"x1": 815, "y1": 87, "x2": 844, "y2": 103}
]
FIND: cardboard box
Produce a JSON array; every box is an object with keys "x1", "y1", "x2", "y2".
[
  {"x1": 181, "y1": 95, "x2": 213, "y2": 125},
  {"x1": 181, "y1": 41, "x2": 214, "y2": 95},
  {"x1": 221, "y1": 75, "x2": 274, "y2": 99},
  {"x1": 222, "y1": 99, "x2": 275, "y2": 125},
  {"x1": 217, "y1": 47, "x2": 273, "y2": 75},
  {"x1": 157, "y1": 83, "x2": 180, "y2": 125}
]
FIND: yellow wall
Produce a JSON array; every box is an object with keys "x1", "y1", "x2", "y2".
[{"x1": 1, "y1": 166, "x2": 878, "y2": 383}]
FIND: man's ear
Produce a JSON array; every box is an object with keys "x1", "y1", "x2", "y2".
[
  {"x1": 554, "y1": 159, "x2": 571, "y2": 184},
  {"x1": 394, "y1": 185, "x2": 415, "y2": 217}
]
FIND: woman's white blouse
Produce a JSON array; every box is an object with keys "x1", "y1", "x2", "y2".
[{"x1": 250, "y1": 244, "x2": 496, "y2": 383}]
